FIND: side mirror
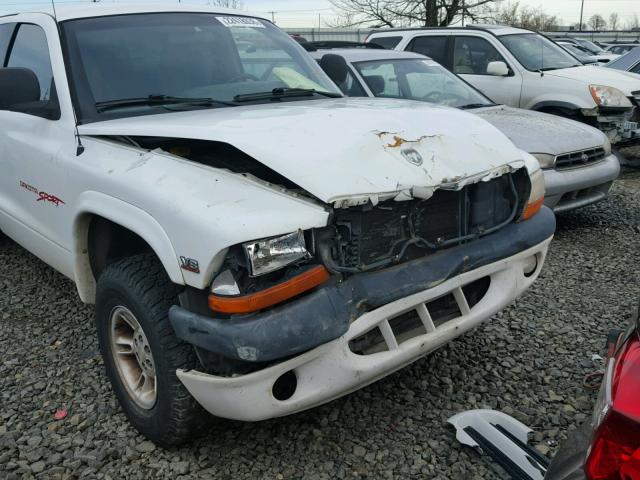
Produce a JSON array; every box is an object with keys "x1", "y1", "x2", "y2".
[
  {"x1": 319, "y1": 54, "x2": 350, "y2": 85},
  {"x1": 486, "y1": 61, "x2": 509, "y2": 76},
  {"x1": 0, "y1": 68, "x2": 41, "y2": 110}
]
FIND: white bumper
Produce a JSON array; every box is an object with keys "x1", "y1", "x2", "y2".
[{"x1": 177, "y1": 238, "x2": 552, "y2": 422}]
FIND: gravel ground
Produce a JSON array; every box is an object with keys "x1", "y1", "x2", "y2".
[{"x1": 1, "y1": 167, "x2": 639, "y2": 480}]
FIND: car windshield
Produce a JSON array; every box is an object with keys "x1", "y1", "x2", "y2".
[
  {"x1": 577, "y1": 39, "x2": 606, "y2": 54},
  {"x1": 607, "y1": 47, "x2": 640, "y2": 71},
  {"x1": 499, "y1": 33, "x2": 582, "y2": 71},
  {"x1": 560, "y1": 44, "x2": 591, "y2": 60},
  {"x1": 353, "y1": 58, "x2": 493, "y2": 109},
  {"x1": 61, "y1": 12, "x2": 340, "y2": 122}
]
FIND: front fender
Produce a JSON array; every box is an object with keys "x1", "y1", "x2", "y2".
[
  {"x1": 72, "y1": 191, "x2": 184, "y2": 303},
  {"x1": 527, "y1": 99, "x2": 586, "y2": 112}
]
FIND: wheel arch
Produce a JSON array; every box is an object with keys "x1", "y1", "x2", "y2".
[
  {"x1": 530, "y1": 100, "x2": 582, "y2": 113},
  {"x1": 73, "y1": 192, "x2": 184, "y2": 303}
]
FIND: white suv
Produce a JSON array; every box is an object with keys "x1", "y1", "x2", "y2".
[{"x1": 367, "y1": 25, "x2": 640, "y2": 146}]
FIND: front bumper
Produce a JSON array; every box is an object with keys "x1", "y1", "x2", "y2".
[
  {"x1": 543, "y1": 154, "x2": 620, "y2": 213},
  {"x1": 596, "y1": 114, "x2": 640, "y2": 145},
  {"x1": 172, "y1": 208, "x2": 555, "y2": 422}
]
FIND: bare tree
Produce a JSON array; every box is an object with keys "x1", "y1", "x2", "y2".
[
  {"x1": 492, "y1": 1, "x2": 559, "y2": 31},
  {"x1": 608, "y1": 12, "x2": 619, "y2": 31},
  {"x1": 588, "y1": 14, "x2": 606, "y2": 31},
  {"x1": 208, "y1": 0, "x2": 244, "y2": 9},
  {"x1": 329, "y1": 0, "x2": 497, "y2": 28},
  {"x1": 628, "y1": 14, "x2": 640, "y2": 31}
]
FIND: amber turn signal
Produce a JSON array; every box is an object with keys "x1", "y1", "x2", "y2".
[
  {"x1": 521, "y1": 196, "x2": 544, "y2": 221},
  {"x1": 208, "y1": 265, "x2": 331, "y2": 314}
]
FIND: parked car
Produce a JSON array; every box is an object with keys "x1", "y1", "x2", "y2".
[
  {"x1": 449, "y1": 302, "x2": 640, "y2": 480},
  {"x1": 366, "y1": 26, "x2": 640, "y2": 146},
  {"x1": 606, "y1": 47, "x2": 640, "y2": 74},
  {"x1": 552, "y1": 37, "x2": 610, "y2": 56},
  {"x1": 556, "y1": 42, "x2": 599, "y2": 65},
  {"x1": 556, "y1": 41, "x2": 618, "y2": 65},
  {"x1": 605, "y1": 43, "x2": 640, "y2": 56},
  {"x1": 0, "y1": 5, "x2": 555, "y2": 445},
  {"x1": 311, "y1": 47, "x2": 620, "y2": 213}
]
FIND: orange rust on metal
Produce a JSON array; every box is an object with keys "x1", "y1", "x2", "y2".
[{"x1": 387, "y1": 136, "x2": 405, "y2": 148}]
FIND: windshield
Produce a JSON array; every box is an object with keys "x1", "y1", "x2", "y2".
[
  {"x1": 353, "y1": 58, "x2": 493, "y2": 109},
  {"x1": 607, "y1": 47, "x2": 640, "y2": 71},
  {"x1": 61, "y1": 13, "x2": 340, "y2": 122},
  {"x1": 499, "y1": 33, "x2": 582, "y2": 71},
  {"x1": 577, "y1": 39, "x2": 606, "y2": 54},
  {"x1": 560, "y1": 44, "x2": 591, "y2": 60}
]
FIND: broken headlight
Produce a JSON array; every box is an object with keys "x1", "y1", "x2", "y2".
[
  {"x1": 589, "y1": 85, "x2": 632, "y2": 108},
  {"x1": 243, "y1": 231, "x2": 310, "y2": 277},
  {"x1": 519, "y1": 168, "x2": 545, "y2": 221}
]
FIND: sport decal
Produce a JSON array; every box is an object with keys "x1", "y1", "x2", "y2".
[{"x1": 20, "y1": 181, "x2": 66, "y2": 207}]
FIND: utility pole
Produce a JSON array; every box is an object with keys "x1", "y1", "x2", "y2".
[
  {"x1": 461, "y1": 0, "x2": 465, "y2": 27},
  {"x1": 318, "y1": 13, "x2": 321, "y2": 29},
  {"x1": 579, "y1": 0, "x2": 585, "y2": 31},
  {"x1": 268, "y1": 11, "x2": 276, "y2": 23}
]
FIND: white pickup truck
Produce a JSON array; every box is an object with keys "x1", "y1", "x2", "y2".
[{"x1": 0, "y1": 5, "x2": 555, "y2": 445}]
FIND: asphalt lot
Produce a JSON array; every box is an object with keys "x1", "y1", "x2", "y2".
[{"x1": 1, "y1": 164, "x2": 639, "y2": 480}]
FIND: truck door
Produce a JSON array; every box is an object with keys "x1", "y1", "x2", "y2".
[{"x1": 0, "y1": 21, "x2": 74, "y2": 275}]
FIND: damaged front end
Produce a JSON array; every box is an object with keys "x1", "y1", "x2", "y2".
[
  {"x1": 316, "y1": 169, "x2": 529, "y2": 274},
  {"x1": 581, "y1": 104, "x2": 640, "y2": 145},
  {"x1": 169, "y1": 164, "x2": 547, "y2": 377}
]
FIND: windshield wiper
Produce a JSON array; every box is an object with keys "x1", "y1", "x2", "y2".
[
  {"x1": 233, "y1": 87, "x2": 342, "y2": 102},
  {"x1": 95, "y1": 95, "x2": 238, "y2": 112},
  {"x1": 459, "y1": 103, "x2": 493, "y2": 110}
]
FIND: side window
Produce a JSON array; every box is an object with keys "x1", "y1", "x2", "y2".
[
  {"x1": 369, "y1": 36, "x2": 403, "y2": 50},
  {"x1": 0, "y1": 23, "x2": 16, "y2": 65},
  {"x1": 7, "y1": 24, "x2": 54, "y2": 101},
  {"x1": 453, "y1": 36, "x2": 507, "y2": 75},
  {"x1": 631, "y1": 63, "x2": 640, "y2": 74},
  {"x1": 407, "y1": 36, "x2": 448, "y2": 66}
]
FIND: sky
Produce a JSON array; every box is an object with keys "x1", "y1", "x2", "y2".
[{"x1": 0, "y1": 0, "x2": 638, "y2": 28}]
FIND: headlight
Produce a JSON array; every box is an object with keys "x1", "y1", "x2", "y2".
[
  {"x1": 519, "y1": 168, "x2": 545, "y2": 221},
  {"x1": 603, "y1": 137, "x2": 612, "y2": 156},
  {"x1": 243, "y1": 231, "x2": 310, "y2": 276},
  {"x1": 531, "y1": 153, "x2": 555, "y2": 170},
  {"x1": 589, "y1": 85, "x2": 632, "y2": 108}
]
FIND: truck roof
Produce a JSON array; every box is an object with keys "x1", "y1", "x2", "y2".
[
  {"x1": 2, "y1": 3, "x2": 268, "y2": 22},
  {"x1": 369, "y1": 25, "x2": 530, "y2": 37}
]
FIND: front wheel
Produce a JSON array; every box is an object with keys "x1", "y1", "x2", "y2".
[{"x1": 95, "y1": 254, "x2": 206, "y2": 446}]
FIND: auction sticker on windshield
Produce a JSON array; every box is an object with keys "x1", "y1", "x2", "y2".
[{"x1": 217, "y1": 16, "x2": 265, "y2": 28}]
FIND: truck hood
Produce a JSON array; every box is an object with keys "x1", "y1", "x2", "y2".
[
  {"x1": 546, "y1": 66, "x2": 640, "y2": 95},
  {"x1": 78, "y1": 98, "x2": 527, "y2": 205},
  {"x1": 474, "y1": 105, "x2": 607, "y2": 156}
]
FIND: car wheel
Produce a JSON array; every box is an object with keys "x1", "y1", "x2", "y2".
[{"x1": 95, "y1": 253, "x2": 206, "y2": 446}]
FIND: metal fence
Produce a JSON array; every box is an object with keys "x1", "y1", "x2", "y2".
[
  {"x1": 285, "y1": 28, "x2": 370, "y2": 42},
  {"x1": 284, "y1": 28, "x2": 640, "y2": 43}
]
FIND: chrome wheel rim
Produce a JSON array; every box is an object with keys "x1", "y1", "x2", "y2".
[{"x1": 109, "y1": 306, "x2": 157, "y2": 410}]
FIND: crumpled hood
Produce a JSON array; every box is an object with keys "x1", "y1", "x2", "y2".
[
  {"x1": 474, "y1": 105, "x2": 607, "y2": 156},
  {"x1": 546, "y1": 66, "x2": 640, "y2": 95},
  {"x1": 79, "y1": 98, "x2": 527, "y2": 205}
]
